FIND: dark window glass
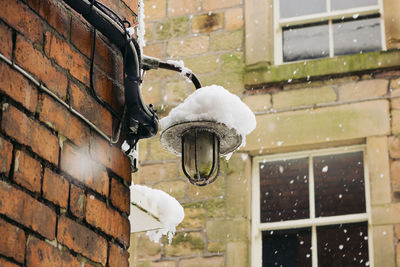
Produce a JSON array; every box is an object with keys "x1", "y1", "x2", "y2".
[
  {"x1": 280, "y1": 0, "x2": 326, "y2": 18},
  {"x1": 314, "y1": 151, "x2": 365, "y2": 217},
  {"x1": 332, "y1": 0, "x2": 377, "y2": 10},
  {"x1": 262, "y1": 228, "x2": 312, "y2": 267},
  {"x1": 317, "y1": 222, "x2": 369, "y2": 267},
  {"x1": 333, "y1": 16, "x2": 381, "y2": 56},
  {"x1": 283, "y1": 23, "x2": 329, "y2": 62},
  {"x1": 260, "y1": 158, "x2": 309, "y2": 223}
]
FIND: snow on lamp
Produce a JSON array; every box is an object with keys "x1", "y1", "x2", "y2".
[{"x1": 160, "y1": 85, "x2": 256, "y2": 186}]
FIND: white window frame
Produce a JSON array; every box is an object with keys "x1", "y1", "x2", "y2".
[
  {"x1": 273, "y1": 0, "x2": 387, "y2": 64},
  {"x1": 251, "y1": 145, "x2": 374, "y2": 267}
]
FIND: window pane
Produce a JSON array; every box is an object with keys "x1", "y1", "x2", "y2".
[
  {"x1": 280, "y1": 0, "x2": 326, "y2": 18},
  {"x1": 333, "y1": 16, "x2": 381, "y2": 56},
  {"x1": 259, "y1": 158, "x2": 309, "y2": 223},
  {"x1": 314, "y1": 151, "x2": 365, "y2": 217},
  {"x1": 331, "y1": 0, "x2": 377, "y2": 11},
  {"x1": 283, "y1": 23, "x2": 329, "y2": 62},
  {"x1": 317, "y1": 222, "x2": 369, "y2": 267},
  {"x1": 263, "y1": 228, "x2": 312, "y2": 267}
]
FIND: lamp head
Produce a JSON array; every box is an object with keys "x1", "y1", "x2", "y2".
[{"x1": 160, "y1": 121, "x2": 242, "y2": 186}]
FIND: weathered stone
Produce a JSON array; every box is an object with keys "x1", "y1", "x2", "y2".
[
  {"x1": 383, "y1": 0, "x2": 400, "y2": 49},
  {"x1": 136, "y1": 260, "x2": 176, "y2": 267},
  {"x1": 242, "y1": 94, "x2": 271, "y2": 112},
  {"x1": 205, "y1": 199, "x2": 226, "y2": 218},
  {"x1": 244, "y1": 0, "x2": 273, "y2": 65},
  {"x1": 143, "y1": 43, "x2": 164, "y2": 58},
  {"x1": 129, "y1": 232, "x2": 162, "y2": 259},
  {"x1": 168, "y1": 0, "x2": 201, "y2": 17},
  {"x1": 179, "y1": 256, "x2": 224, "y2": 267},
  {"x1": 154, "y1": 16, "x2": 189, "y2": 40},
  {"x1": 165, "y1": 80, "x2": 188, "y2": 103},
  {"x1": 154, "y1": 180, "x2": 187, "y2": 200},
  {"x1": 272, "y1": 86, "x2": 336, "y2": 109},
  {"x1": 227, "y1": 242, "x2": 248, "y2": 267},
  {"x1": 389, "y1": 135, "x2": 400, "y2": 158},
  {"x1": 167, "y1": 36, "x2": 209, "y2": 57},
  {"x1": 137, "y1": 162, "x2": 178, "y2": 184},
  {"x1": 391, "y1": 160, "x2": 400, "y2": 190},
  {"x1": 192, "y1": 13, "x2": 223, "y2": 34},
  {"x1": 393, "y1": 110, "x2": 400, "y2": 135},
  {"x1": 391, "y1": 88, "x2": 400, "y2": 109},
  {"x1": 144, "y1": 0, "x2": 166, "y2": 20},
  {"x1": 207, "y1": 241, "x2": 226, "y2": 253},
  {"x1": 188, "y1": 175, "x2": 225, "y2": 200},
  {"x1": 372, "y1": 225, "x2": 396, "y2": 267},
  {"x1": 390, "y1": 78, "x2": 400, "y2": 89},
  {"x1": 199, "y1": 72, "x2": 244, "y2": 95},
  {"x1": 211, "y1": 30, "x2": 243, "y2": 51},
  {"x1": 221, "y1": 52, "x2": 243, "y2": 72},
  {"x1": 226, "y1": 173, "x2": 250, "y2": 218},
  {"x1": 206, "y1": 219, "x2": 247, "y2": 241},
  {"x1": 164, "y1": 232, "x2": 204, "y2": 256},
  {"x1": 225, "y1": 7, "x2": 244, "y2": 31},
  {"x1": 372, "y1": 203, "x2": 400, "y2": 225},
  {"x1": 245, "y1": 100, "x2": 390, "y2": 152},
  {"x1": 338, "y1": 79, "x2": 388, "y2": 101},
  {"x1": 141, "y1": 82, "x2": 163, "y2": 105},
  {"x1": 367, "y1": 137, "x2": 392, "y2": 204},
  {"x1": 202, "y1": 0, "x2": 241, "y2": 11},
  {"x1": 184, "y1": 54, "x2": 220, "y2": 74},
  {"x1": 148, "y1": 134, "x2": 180, "y2": 161},
  {"x1": 178, "y1": 202, "x2": 206, "y2": 229}
]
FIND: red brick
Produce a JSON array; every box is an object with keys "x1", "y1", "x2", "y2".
[
  {"x1": 13, "y1": 150, "x2": 42, "y2": 193},
  {"x1": 90, "y1": 134, "x2": 131, "y2": 182},
  {"x1": 70, "y1": 17, "x2": 115, "y2": 77},
  {"x1": 93, "y1": 69, "x2": 124, "y2": 113},
  {"x1": 0, "y1": 22, "x2": 12, "y2": 59},
  {"x1": 0, "y1": 218, "x2": 26, "y2": 263},
  {"x1": 2, "y1": 0, "x2": 43, "y2": 43},
  {"x1": 86, "y1": 195, "x2": 130, "y2": 247},
  {"x1": 70, "y1": 184, "x2": 86, "y2": 219},
  {"x1": 60, "y1": 143, "x2": 109, "y2": 196},
  {"x1": 0, "y1": 181, "x2": 56, "y2": 239},
  {"x1": 57, "y1": 216, "x2": 108, "y2": 265},
  {"x1": 43, "y1": 169, "x2": 69, "y2": 208},
  {"x1": 27, "y1": 237, "x2": 81, "y2": 267},
  {"x1": 0, "y1": 137, "x2": 13, "y2": 176},
  {"x1": 45, "y1": 31, "x2": 90, "y2": 86},
  {"x1": 15, "y1": 35, "x2": 67, "y2": 99},
  {"x1": 38, "y1": 0, "x2": 70, "y2": 38},
  {"x1": 0, "y1": 258, "x2": 20, "y2": 267},
  {"x1": 1, "y1": 105, "x2": 59, "y2": 165},
  {"x1": 123, "y1": 0, "x2": 138, "y2": 13},
  {"x1": 69, "y1": 82, "x2": 113, "y2": 137},
  {"x1": 0, "y1": 62, "x2": 38, "y2": 113},
  {"x1": 108, "y1": 242, "x2": 129, "y2": 267},
  {"x1": 39, "y1": 95, "x2": 90, "y2": 146},
  {"x1": 110, "y1": 178, "x2": 130, "y2": 214}
]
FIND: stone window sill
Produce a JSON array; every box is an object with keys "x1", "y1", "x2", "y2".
[{"x1": 244, "y1": 49, "x2": 400, "y2": 88}]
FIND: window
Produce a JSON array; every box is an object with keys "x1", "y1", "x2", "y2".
[
  {"x1": 273, "y1": 0, "x2": 386, "y2": 63},
  {"x1": 251, "y1": 146, "x2": 373, "y2": 267}
]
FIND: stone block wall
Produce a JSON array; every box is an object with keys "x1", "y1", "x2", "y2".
[
  {"x1": 0, "y1": 0, "x2": 136, "y2": 266},
  {"x1": 131, "y1": 0, "x2": 400, "y2": 266}
]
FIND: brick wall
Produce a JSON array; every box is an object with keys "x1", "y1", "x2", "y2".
[
  {"x1": 0, "y1": 0, "x2": 136, "y2": 266},
  {"x1": 131, "y1": 0, "x2": 400, "y2": 266}
]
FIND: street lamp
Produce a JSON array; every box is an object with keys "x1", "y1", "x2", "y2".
[{"x1": 62, "y1": 0, "x2": 255, "y2": 186}]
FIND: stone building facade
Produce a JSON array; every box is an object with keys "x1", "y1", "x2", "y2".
[
  {"x1": 131, "y1": 0, "x2": 400, "y2": 266},
  {"x1": 0, "y1": 0, "x2": 135, "y2": 266}
]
